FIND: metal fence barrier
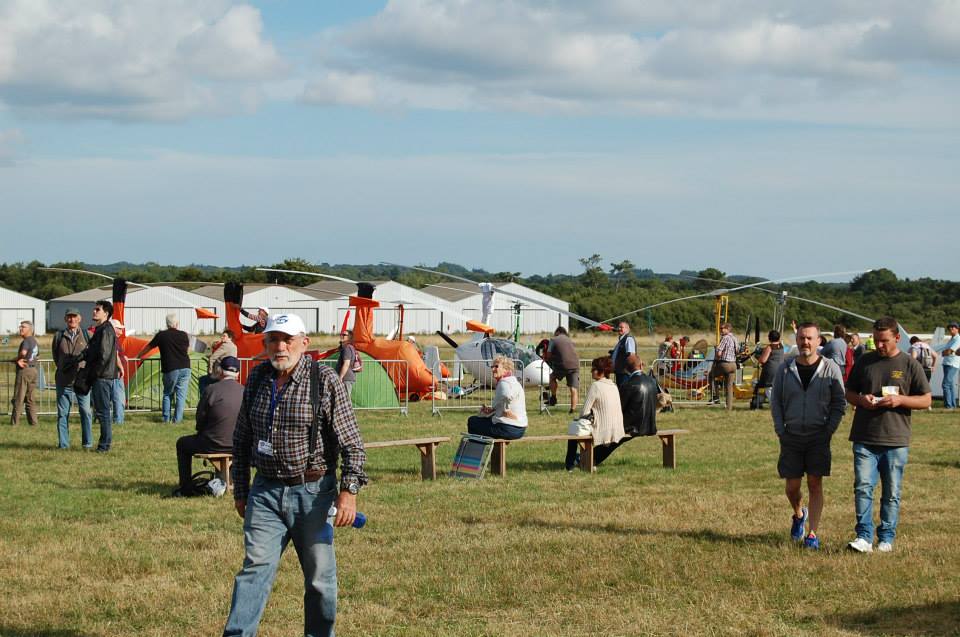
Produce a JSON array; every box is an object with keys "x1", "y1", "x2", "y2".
[
  {"x1": 431, "y1": 358, "x2": 531, "y2": 416},
  {"x1": 650, "y1": 357, "x2": 739, "y2": 405},
  {"x1": 2, "y1": 355, "x2": 409, "y2": 418}
]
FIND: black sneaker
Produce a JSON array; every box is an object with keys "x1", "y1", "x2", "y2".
[{"x1": 547, "y1": 396, "x2": 558, "y2": 406}]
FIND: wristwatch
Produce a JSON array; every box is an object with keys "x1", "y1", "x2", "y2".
[{"x1": 341, "y1": 476, "x2": 360, "y2": 495}]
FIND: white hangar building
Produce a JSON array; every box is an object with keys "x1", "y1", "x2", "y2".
[
  {"x1": 190, "y1": 284, "x2": 325, "y2": 334},
  {"x1": 0, "y1": 286, "x2": 46, "y2": 335},
  {"x1": 303, "y1": 280, "x2": 462, "y2": 335},
  {"x1": 422, "y1": 282, "x2": 569, "y2": 335},
  {"x1": 48, "y1": 286, "x2": 225, "y2": 335}
]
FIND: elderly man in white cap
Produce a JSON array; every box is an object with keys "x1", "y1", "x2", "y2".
[{"x1": 223, "y1": 313, "x2": 366, "y2": 637}]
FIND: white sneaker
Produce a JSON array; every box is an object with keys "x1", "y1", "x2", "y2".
[
  {"x1": 877, "y1": 541, "x2": 894, "y2": 553},
  {"x1": 847, "y1": 537, "x2": 874, "y2": 553}
]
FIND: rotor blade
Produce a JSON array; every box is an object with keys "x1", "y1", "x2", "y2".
[
  {"x1": 489, "y1": 285, "x2": 604, "y2": 328},
  {"x1": 256, "y1": 267, "x2": 358, "y2": 284},
  {"x1": 601, "y1": 290, "x2": 720, "y2": 324},
  {"x1": 381, "y1": 262, "x2": 479, "y2": 285},
  {"x1": 40, "y1": 266, "x2": 153, "y2": 290},
  {"x1": 780, "y1": 294, "x2": 875, "y2": 323},
  {"x1": 40, "y1": 267, "x2": 114, "y2": 280},
  {"x1": 722, "y1": 269, "x2": 872, "y2": 294},
  {"x1": 602, "y1": 269, "x2": 873, "y2": 325}
]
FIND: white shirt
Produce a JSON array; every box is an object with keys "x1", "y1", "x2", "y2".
[
  {"x1": 936, "y1": 334, "x2": 960, "y2": 369},
  {"x1": 492, "y1": 375, "x2": 527, "y2": 428}
]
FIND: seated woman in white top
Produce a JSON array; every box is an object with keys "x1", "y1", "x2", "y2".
[
  {"x1": 565, "y1": 356, "x2": 625, "y2": 470},
  {"x1": 467, "y1": 355, "x2": 528, "y2": 440}
]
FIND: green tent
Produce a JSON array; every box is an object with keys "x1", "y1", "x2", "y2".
[
  {"x1": 318, "y1": 352, "x2": 399, "y2": 409},
  {"x1": 126, "y1": 353, "x2": 207, "y2": 411}
]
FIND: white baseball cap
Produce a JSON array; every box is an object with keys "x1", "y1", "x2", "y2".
[{"x1": 263, "y1": 313, "x2": 306, "y2": 336}]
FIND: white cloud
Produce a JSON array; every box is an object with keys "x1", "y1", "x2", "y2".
[
  {"x1": 1, "y1": 133, "x2": 955, "y2": 278},
  {"x1": 301, "y1": 0, "x2": 960, "y2": 125},
  {"x1": 0, "y1": 0, "x2": 284, "y2": 121},
  {"x1": 0, "y1": 128, "x2": 25, "y2": 160}
]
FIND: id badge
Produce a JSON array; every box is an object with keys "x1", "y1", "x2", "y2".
[{"x1": 257, "y1": 439, "x2": 274, "y2": 457}]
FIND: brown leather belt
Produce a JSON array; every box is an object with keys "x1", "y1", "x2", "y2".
[{"x1": 279, "y1": 469, "x2": 327, "y2": 486}]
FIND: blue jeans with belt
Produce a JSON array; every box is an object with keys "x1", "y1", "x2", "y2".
[
  {"x1": 162, "y1": 368, "x2": 192, "y2": 423},
  {"x1": 223, "y1": 473, "x2": 339, "y2": 637}
]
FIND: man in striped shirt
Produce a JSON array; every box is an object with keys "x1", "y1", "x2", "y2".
[
  {"x1": 224, "y1": 313, "x2": 366, "y2": 637},
  {"x1": 711, "y1": 322, "x2": 739, "y2": 410}
]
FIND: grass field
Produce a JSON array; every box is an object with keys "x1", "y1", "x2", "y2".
[{"x1": 1, "y1": 399, "x2": 958, "y2": 637}]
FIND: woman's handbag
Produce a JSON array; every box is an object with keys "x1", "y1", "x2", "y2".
[{"x1": 567, "y1": 410, "x2": 594, "y2": 436}]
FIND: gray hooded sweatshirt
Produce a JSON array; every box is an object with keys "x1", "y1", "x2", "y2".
[{"x1": 771, "y1": 356, "x2": 846, "y2": 437}]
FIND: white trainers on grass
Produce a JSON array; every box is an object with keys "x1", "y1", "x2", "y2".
[
  {"x1": 847, "y1": 537, "x2": 873, "y2": 553},
  {"x1": 877, "y1": 541, "x2": 894, "y2": 553}
]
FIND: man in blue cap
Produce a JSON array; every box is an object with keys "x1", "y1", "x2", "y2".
[{"x1": 173, "y1": 355, "x2": 243, "y2": 496}]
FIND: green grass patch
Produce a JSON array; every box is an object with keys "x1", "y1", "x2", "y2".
[{"x1": 0, "y1": 405, "x2": 958, "y2": 636}]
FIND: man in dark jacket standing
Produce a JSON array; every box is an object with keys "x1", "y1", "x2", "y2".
[
  {"x1": 771, "y1": 322, "x2": 846, "y2": 550},
  {"x1": 53, "y1": 308, "x2": 93, "y2": 449},
  {"x1": 174, "y1": 356, "x2": 243, "y2": 496},
  {"x1": 593, "y1": 355, "x2": 658, "y2": 466},
  {"x1": 81, "y1": 300, "x2": 121, "y2": 453}
]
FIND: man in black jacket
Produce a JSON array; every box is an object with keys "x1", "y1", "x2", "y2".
[
  {"x1": 81, "y1": 300, "x2": 121, "y2": 453},
  {"x1": 594, "y1": 355, "x2": 659, "y2": 466},
  {"x1": 174, "y1": 356, "x2": 243, "y2": 496}
]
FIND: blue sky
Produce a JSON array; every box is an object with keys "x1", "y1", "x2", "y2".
[{"x1": 1, "y1": 1, "x2": 957, "y2": 281}]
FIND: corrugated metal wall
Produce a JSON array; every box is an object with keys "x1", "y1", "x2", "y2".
[{"x1": 0, "y1": 288, "x2": 47, "y2": 334}]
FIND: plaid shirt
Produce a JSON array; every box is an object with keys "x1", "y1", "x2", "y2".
[
  {"x1": 716, "y1": 333, "x2": 738, "y2": 362},
  {"x1": 231, "y1": 356, "x2": 367, "y2": 500}
]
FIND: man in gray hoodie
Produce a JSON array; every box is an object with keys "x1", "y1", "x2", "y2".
[{"x1": 771, "y1": 322, "x2": 846, "y2": 550}]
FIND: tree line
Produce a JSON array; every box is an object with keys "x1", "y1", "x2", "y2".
[{"x1": 1, "y1": 259, "x2": 956, "y2": 336}]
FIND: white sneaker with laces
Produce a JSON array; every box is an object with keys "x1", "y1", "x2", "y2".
[
  {"x1": 847, "y1": 537, "x2": 874, "y2": 553},
  {"x1": 877, "y1": 541, "x2": 894, "y2": 553}
]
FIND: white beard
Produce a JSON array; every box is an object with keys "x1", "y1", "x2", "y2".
[{"x1": 270, "y1": 354, "x2": 299, "y2": 372}]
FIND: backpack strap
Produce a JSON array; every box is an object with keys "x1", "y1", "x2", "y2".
[{"x1": 308, "y1": 360, "x2": 321, "y2": 461}]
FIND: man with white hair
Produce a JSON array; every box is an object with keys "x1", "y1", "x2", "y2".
[
  {"x1": 174, "y1": 355, "x2": 243, "y2": 497},
  {"x1": 224, "y1": 313, "x2": 366, "y2": 636},
  {"x1": 11, "y1": 320, "x2": 40, "y2": 427},
  {"x1": 137, "y1": 313, "x2": 191, "y2": 423}
]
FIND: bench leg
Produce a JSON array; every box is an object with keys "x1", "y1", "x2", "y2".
[
  {"x1": 417, "y1": 443, "x2": 438, "y2": 481},
  {"x1": 490, "y1": 441, "x2": 507, "y2": 477},
  {"x1": 578, "y1": 440, "x2": 594, "y2": 473},
  {"x1": 660, "y1": 434, "x2": 677, "y2": 469}
]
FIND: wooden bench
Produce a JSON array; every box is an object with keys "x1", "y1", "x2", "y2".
[
  {"x1": 194, "y1": 452, "x2": 233, "y2": 491},
  {"x1": 365, "y1": 436, "x2": 451, "y2": 480},
  {"x1": 489, "y1": 435, "x2": 594, "y2": 477},
  {"x1": 656, "y1": 429, "x2": 691, "y2": 469}
]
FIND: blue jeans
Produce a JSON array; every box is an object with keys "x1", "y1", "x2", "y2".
[
  {"x1": 91, "y1": 378, "x2": 114, "y2": 451},
  {"x1": 112, "y1": 378, "x2": 126, "y2": 424},
  {"x1": 56, "y1": 384, "x2": 93, "y2": 448},
  {"x1": 223, "y1": 474, "x2": 339, "y2": 637},
  {"x1": 942, "y1": 365, "x2": 958, "y2": 409},
  {"x1": 466, "y1": 415, "x2": 526, "y2": 439},
  {"x1": 162, "y1": 368, "x2": 192, "y2": 423},
  {"x1": 853, "y1": 443, "x2": 909, "y2": 544}
]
